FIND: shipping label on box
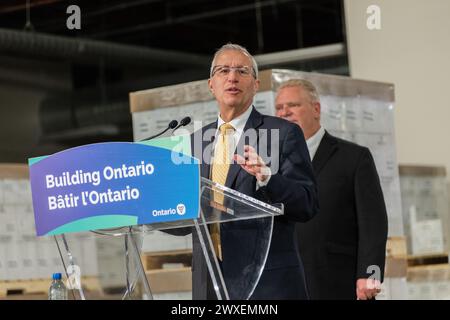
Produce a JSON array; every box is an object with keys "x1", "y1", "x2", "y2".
[
  {"x1": 410, "y1": 205, "x2": 444, "y2": 254},
  {"x1": 411, "y1": 219, "x2": 444, "y2": 254}
]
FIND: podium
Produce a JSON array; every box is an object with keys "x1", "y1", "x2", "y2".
[{"x1": 54, "y1": 177, "x2": 283, "y2": 300}]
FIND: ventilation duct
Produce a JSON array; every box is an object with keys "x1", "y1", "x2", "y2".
[{"x1": 0, "y1": 28, "x2": 209, "y2": 68}]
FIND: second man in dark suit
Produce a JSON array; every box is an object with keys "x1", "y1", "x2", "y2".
[{"x1": 275, "y1": 79, "x2": 388, "y2": 300}]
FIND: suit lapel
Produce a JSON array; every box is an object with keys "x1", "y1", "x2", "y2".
[
  {"x1": 199, "y1": 121, "x2": 217, "y2": 179},
  {"x1": 312, "y1": 131, "x2": 338, "y2": 176},
  {"x1": 225, "y1": 107, "x2": 263, "y2": 188}
]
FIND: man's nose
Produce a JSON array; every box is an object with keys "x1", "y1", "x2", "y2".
[{"x1": 227, "y1": 69, "x2": 239, "y2": 82}]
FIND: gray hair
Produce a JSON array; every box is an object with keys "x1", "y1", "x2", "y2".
[
  {"x1": 210, "y1": 43, "x2": 259, "y2": 79},
  {"x1": 277, "y1": 79, "x2": 320, "y2": 104}
]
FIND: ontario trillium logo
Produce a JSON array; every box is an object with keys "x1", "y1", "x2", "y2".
[{"x1": 176, "y1": 203, "x2": 186, "y2": 215}]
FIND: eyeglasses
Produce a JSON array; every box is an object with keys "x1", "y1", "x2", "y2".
[{"x1": 211, "y1": 65, "x2": 254, "y2": 78}]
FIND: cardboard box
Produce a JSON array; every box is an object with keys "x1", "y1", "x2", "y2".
[
  {"x1": 386, "y1": 237, "x2": 407, "y2": 258},
  {"x1": 4, "y1": 236, "x2": 20, "y2": 280},
  {"x1": 17, "y1": 241, "x2": 37, "y2": 280},
  {"x1": 2, "y1": 180, "x2": 22, "y2": 205},
  {"x1": 377, "y1": 277, "x2": 408, "y2": 300},
  {"x1": 35, "y1": 237, "x2": 55, "y2": 279},
  {"x1": 407, "y1": 264, "x2": 450, "y2": 300},
  {"x1": 96, "y1": 236, "x2": 127, "y2": 289},
  {"x1": 399, "y1": 165, "x2": 449, "y2": 255},
  {"x1": 146, "y1": 267, "x2": 191, "y2": 294},
  {"x1": 385, "y1": 256, "x2": 408, "y2": 278},
  {"x1": 0, "y1": 164, "x2": 29, "y2": 180},
  {"x1": 80, "y1": 235, "x2": 99, "y2": 276},
  {"x1": 142, "y1": 231, "x2": 192, "y2": 253},
  {"x1": 389, "y1": 277, "x2": 408, "y2": 299}
]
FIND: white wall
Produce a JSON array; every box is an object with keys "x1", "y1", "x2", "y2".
[{"x1": 344, "y1": 0, "x2": 450, "y2": 176}]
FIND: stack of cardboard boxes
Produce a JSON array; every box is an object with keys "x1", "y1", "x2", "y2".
[
  {"x1": 0, "y1": 164, "x2": 99, "y2": 297},
  {"x1": 399, "y1": 165, "x2": 450, "y2": 299}
]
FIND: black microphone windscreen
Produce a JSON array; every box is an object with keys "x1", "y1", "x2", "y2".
[
  {"x1": 168, "y1": 120, "x2": 178, "y2": 129},
  {"x1": 180, "y1": 116, "x2": 191, "y2": 126}
]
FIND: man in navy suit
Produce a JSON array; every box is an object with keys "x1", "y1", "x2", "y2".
[
  {"x1": 189, "y1": 44, "x2": 318, "y2": 299},
  {"x1": 275, "y1": 79, "x2": 388, "y2": 300}
]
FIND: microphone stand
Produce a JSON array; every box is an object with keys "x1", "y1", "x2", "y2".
[{"x1": 139, "y1": 119, "x2": 178, "y2": 141}]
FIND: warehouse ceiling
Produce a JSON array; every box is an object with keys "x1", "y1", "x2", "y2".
[
  {"x1": 1, "y1": 0, "x2": 344, "y2": 53},
  {"x1": 0, "y1": 0, "x2": 346, "y2": 162}
]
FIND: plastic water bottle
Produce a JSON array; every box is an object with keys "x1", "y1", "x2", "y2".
[{"x1": 48, "y1": 273, "x2": 68, "y2": 300}]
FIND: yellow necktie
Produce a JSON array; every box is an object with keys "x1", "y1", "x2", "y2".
[{"x1": 210, "y1": 123, "x2": 235, "y2": 260}]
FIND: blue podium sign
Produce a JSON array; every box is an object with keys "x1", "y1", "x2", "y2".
[{"x1": 29, "y1": 139, "x2": 200, "y2": 236}]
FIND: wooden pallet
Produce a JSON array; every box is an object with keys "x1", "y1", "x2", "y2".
[
  {"x1": 146, "y1": 267, "x2": 192, "y2": 294},
  {"x1": 408, "y1": 253, "x2": 449, "y2": 267},
  {"x1": 141, "y1": 249, "x2": 192, "y2": 270},
  {"x1": 0, "y1": 276, "x2": 101, "y2": 298},
  {"x1": 385, "y1": 257, "x2": 408, "y2": 278},
  {"x1": 386, "y1": 237, "x2": 449, "y2": 268},
  {"x1": 141, "y1": 250, "x2": 193, "y2": 294},
  {"x1": 407, "y1": 263, "x2": 450, "y2": 282},
  {"x1": 385, "y1": 237, "x2": 408, "y2": 278},
  {"x1": 386, "y1": 237, "x2": 407, "y2": 258}
]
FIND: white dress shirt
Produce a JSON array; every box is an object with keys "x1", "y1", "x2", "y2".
[{"x1": 306, "y1": 126, "x2": 326, "y2": 160}]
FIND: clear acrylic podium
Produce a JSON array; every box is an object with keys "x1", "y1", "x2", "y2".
[{"x1": 53, "y1": 177, "x2": 283, "y2": 300}]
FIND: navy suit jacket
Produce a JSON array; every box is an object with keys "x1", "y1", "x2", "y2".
[{"x1": 190, "y1": 107, "x2": 319, "y2": 300}]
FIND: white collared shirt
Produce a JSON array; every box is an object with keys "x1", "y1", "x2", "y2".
[
  {"x1": 216, "y1": 103, "x2": 253, "y2": 146},
  {"x1": 306, "y1": 126, "x2": 326, "y2": 160},
  {"x1": 215, "y1": 105, "x2": 271, "y2": 187}
]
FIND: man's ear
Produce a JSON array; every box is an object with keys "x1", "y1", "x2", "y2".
[
  {"x1": 253, "y1": 79, "x2": 260, "y2": 94},
  {"x1": 208, "y1": 79, "x2": 214, "y2": 94},
  {"x1": 314, "y1": 102, "x2": 321, "y2": 119}
]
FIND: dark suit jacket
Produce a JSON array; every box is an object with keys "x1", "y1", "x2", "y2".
[
  {"x1": 296, "y1": 131, "x2": 388, "y2": 299},
  {"x1": 190, "y1": 107, "x2": 319, "y2": 300}
]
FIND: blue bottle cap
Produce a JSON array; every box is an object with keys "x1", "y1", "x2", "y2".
[{"x1": 52, "y1": 273, "x2": 62, "y2": 280}]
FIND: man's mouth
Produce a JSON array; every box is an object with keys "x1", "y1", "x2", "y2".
[{"x1": 226, "y1": 87, "x2": 241, "y2": 94}]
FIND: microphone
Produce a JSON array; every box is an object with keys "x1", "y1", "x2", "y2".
[
  {"x1": 140, "y1": 119, "x2": 178, "y2": 141},
  {"x1": 172, "y1": 116, "x2": 192, "y2": 133}
]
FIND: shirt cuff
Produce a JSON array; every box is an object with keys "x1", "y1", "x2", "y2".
[{"x1": 256, "y1": 167, "x2": 272, "y2": 190}]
